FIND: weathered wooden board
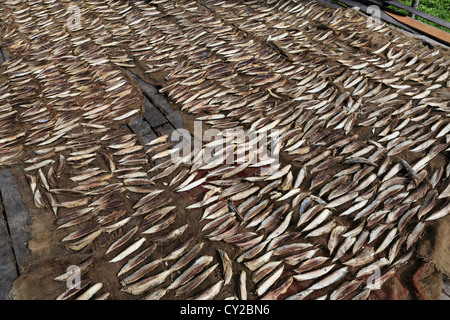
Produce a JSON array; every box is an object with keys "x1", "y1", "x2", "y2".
[
  {"x1": 0, "y1": 203, "x2": 18, "y2": 300},
  {"x1": 127, "y1": 117, "x2": 158, "y2": 147},
  {"x1": 143, "y1": 97, "x2": 169, "y2": 129},
  {"x1": 378, "y1": 0, "x2": 450, "y2": 30},
  {"x1": 385, "y1": 11, "x2": 450, "y2": 46},
  {"x1": 0, "y1": 169, "x2": 32, "y2": 269}
]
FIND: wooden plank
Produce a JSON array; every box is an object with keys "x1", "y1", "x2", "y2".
[
  {"x1": 142, "y1": 97, "x2": 168, "y2": 129},
  {"x1": 0, "y1": 48, "x2": 8, "y2": 61},
  {"x1": 385, "y1": 11, "x2": 450, "y2": 45},
  {"x1": 165, "y1": 110, "x2": 184, "y2": 130},
  {"x1": 0, "y1": 169, "x2": 32, "y2": 270},
  {"x1": 132, "y1": 76, "x2": 183, "y2": 123},
  {"x1": 128, "y1": 116, "x2": 158, "y2": 147},
  {"x1": 154, "y1": 122, "x2": 176, "y2": 137},
  {"x1": 128, "y1": 71, "x2": 185, "y2": 129},
  {"x1": 0, "y1": 201, "x2": 18, "y2": 300},
  {"x1": 380, "y1": 0, "x2": 450, "y2": 30}
]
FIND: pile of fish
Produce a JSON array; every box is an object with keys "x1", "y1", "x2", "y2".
[{"x1": 0, "y1": 0, "x2": 449, "y2": 300}]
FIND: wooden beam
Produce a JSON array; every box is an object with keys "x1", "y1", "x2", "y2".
[
  {"x1": 377, "y1": 0, "x2": 450, "y2": 30},
  {"x1": 0, "y1": 197, "x2": 19, "y2": 300},
  {"x1": 385, "y1": 10, "x2": 450, "y2": 45},
  {"x1": 0, "y1": 169, "x2": 32, "y2": 270}
]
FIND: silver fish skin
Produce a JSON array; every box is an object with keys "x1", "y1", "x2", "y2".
[
  {"x1": 331, "y1": 278, "x2": 364, "y2": 301},
  {"x1": 356, "y1": 258, "x2": 390, "y2": 278},
  {"x1": 284, "y1": 248, "x2": 320, "y2": 266},
  {"x1": 75, "y1": 283, "x2": 103, "y2": 300},
  {"x1": 236, "y1": 239, "x2": 270, "y2": 263},
  {"x1": 438, "y1": 180, "x2": 450, "y2": 199},
  {"x1": 425, "y1": 201, "x2": 450, "y2": 221},
  {"x1": 122, "y1": 269, "x2": 172, "y2": 295},
  {"x1": 305, "y1": 220, "x2": 337, "y2": 238},
  {"x1": 106, "y1": 226, "x2": 138, "y2": 254},
  {"x1": 244, "y1": 250, "x2": 274, "y2": 271},
  {"x1": 257, "y1": 204, "x2": 290, "y2": 231},
  {"x1": 293, "y1": 256, "x2": 330, "y2": 274},
  {"x1": 226, "y1": 234, "x2": 263, "y2": 249},
  {"x1": 218, "y1": 249, "x2": 233, "y2": 285},
  {"x1": 392, "y1": 250, "x2": 414, "y2": 268},
  {"x1": 285, "y1": 289, "x2": 314, "y2": 300},
  {"x1": 109, "y1": 238, "x2": 146, "y2": 263},
  {"x1": 246, "y1": 204, "x2": 274, "y2": 229},
  {"x1": 293, "y1": 264, "x2": 336, "y2": 282},
  {"x1": 332, "y1": 237, "x2": 356, "y2": 262},
  {"x1": 344, "y1": 247, "x2": 375, "y2": 267},
  {"x1": 398, "y1": 206, "x2": 420, "y2": 231},
  {"x1": 145, "y1": 289, "x2": 167, "y2": 300},
  {"x1": 167, "y1": 256, "x2": 213, "y2": 290},
  {"x1": 430, "y1": 167, "x2": 444, "y2": 188},
  {"x1": 339, "y1": 200, "x2": 368, "y2": 217},
  {"x1": 325, "y1": 192, "x2": 359, "y2": 209},
  {"x1": 64, "y1": 229, "x2": 103, "y2": 251},
  {"x1": 418, "y1": 190, "x2": 438, "y2": 219},
  {"x1": 264, "y1": 164, "x2": 291, "y2": 181},
  {"x1": 252, "y1": 261, "x2": 283, "y2": 284},
  {"x1": 388, "y1": 236, "x2": 407, "y2": 263},
  {"x1": 267, "y1": 211, "x2": 293, "y2": 240},
  {"x1": 54, "y1": 257, "x2": 94, "y2": 281},
  {"x1": 328, "y1": 225, "x2": 347, "y2": 254},
  {"x1": 243, "y1": 200, "x2": 270, "y2": 222},
  {"x1": 256, "y1": 265, "x2": 285, "y2": 297},
  {"x1": 261, "y1": 276, "x2": 293, "y2": 300},
  {"x1": 352, "y1": 230, "x2": 370, "y2": 254},
  {"x1": 406, "y1": 222, "x2": 426, "y2": 249},
  {"x1": 239, "y1": 271, "x2": 248, "y2": 300},
  {"x1": 294, "y1": 167, "x2": 307, "y2": 188},
  {"x1": 190, "y1": 280, "x2": 224, "y2": 300},
  {"x1": 319, "y1": 176, "x2": 349, "y2": 198},
  {"x1": 298, "y1": 202, "x2": 322, "y2": 227},
  {"x1": 118, "y1": 244, "x2": 157, "y2": 277},
  {"x1": 175, "y1": 263, "x2": 219, "y2": 297},
  {"x1": 56, "y1": 279, "x2": 92, "y2": 300},
  {"x1": 302, "y1": 209, "x2": 332, "y2": 232},
  {"x1": 202, "y1": 212, "x2": 234, "y2": 233},
  {"x1": 273, "y1": 243, "x2": 314, "y2": 257},
  {"x1": 376, "y1": 228, "x2": 398, "y2": 254},
  {"x1": 308, "y1": 267, "x2": 349, "y2": 291},
  {"x1": 352, "y1": 289, "x2": 371, "y2": 300}
]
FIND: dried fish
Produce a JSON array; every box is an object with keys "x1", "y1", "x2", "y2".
[
  {"x1": 218, "y1": 249, "x2": 233, "y2": 285},
  {"x1": 190, "y1": 280, "x2": 224, "y2": 300},
  {"x1": 308, "y1": 267, "x2": 349, "y2": 291},
  {"x1": 256, "y1": 265, "x2": 284, "y2": 297},
  {"x1": 168, "y1": 256, "x2": 213, "y2": 290},
  {"x1": 118, "y1": 244, "x2": 157, "y2": 277},
  {"x1": 110, "y1": 238, "x2": 146, "y2": 263}
]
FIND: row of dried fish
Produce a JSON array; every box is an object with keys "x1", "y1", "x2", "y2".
[
  {"x1": 0, "y1": 0, "x2": 155, "y2": 300},
  {"x1": 1, "y1": 0, "x2": 449, "y2": 300},
  {"x1": 0, "y1": 0, "x2": 145, "y2": 169}
]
